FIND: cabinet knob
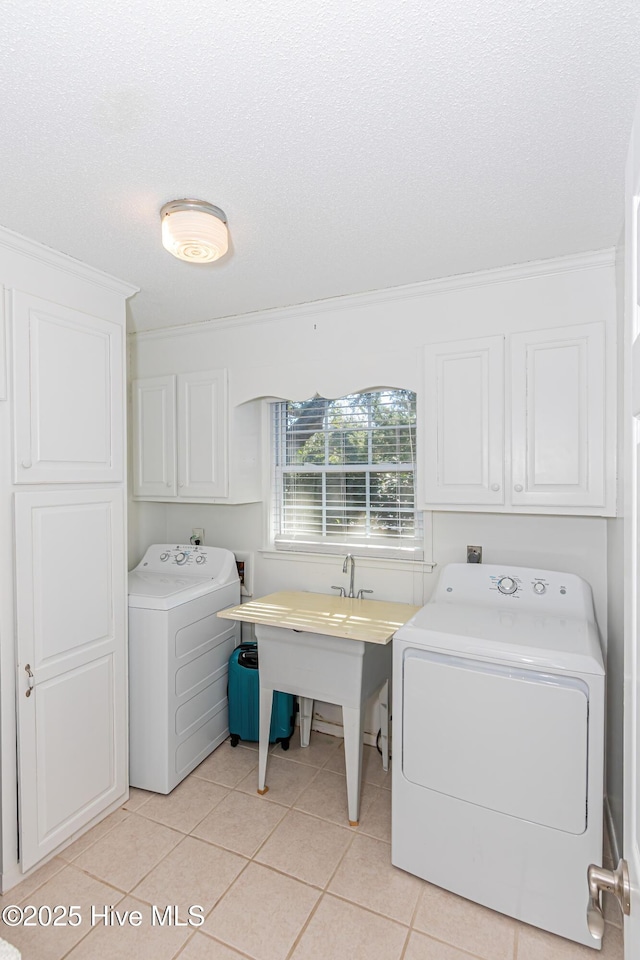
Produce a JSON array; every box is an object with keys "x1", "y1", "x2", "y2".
[
  {"x1": 166, "y1": 482, "x2": 171, "y2": 487},
  {"x1": 514, "y1": 483, "x2": 523, "y2": 493},
  {"x1": 21, "y1": 459, "x2": 32, "y2": 469},
  {"x1": 178, "y1": 482, "x2": 184, "y2": 488},
  {"x1": 491, "y1": 483, "x2": 500, "y2": 492}
]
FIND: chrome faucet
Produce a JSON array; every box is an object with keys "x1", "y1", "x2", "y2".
[{"x1": 343, "y1": 553, "x2": 356, "y2": 598}]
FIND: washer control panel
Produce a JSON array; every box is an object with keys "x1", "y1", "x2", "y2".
[
  {"x1": 142, "y1": 544, "x2": 210, "y2": 570},
  {"x1": 434, "y1": 563, "x2": 594, "y2": 620},
  {"x1": 492, "y1": 575, "x2": 551, "y2": 598},
  {"x1": 490, "y1": 573, "x2": 558, "y2": 600}
]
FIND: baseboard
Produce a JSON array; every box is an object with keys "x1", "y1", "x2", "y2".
[{"x1": 310, "y1": 716, "x2": 380, "y2": 749}]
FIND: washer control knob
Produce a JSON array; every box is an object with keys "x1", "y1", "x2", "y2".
[
  {"x1": 175, "y1": 552, "x2": 187, "y2": 565},
  {"x1": 533, "y1": 581, "x2": 546, "y2": 595},
  {"x1": 195, "y1": 554, "x2": 206, "y2": 564},
  {"x1": 160, "y1": 552, "x2": 169, "y2": 562},
  {"x1": 497, "y1": 576, "x2": 517, "y2": 595}
]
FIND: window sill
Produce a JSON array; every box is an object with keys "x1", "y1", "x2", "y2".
[{"x1": 259, "y1": 549, "x2": 437, "y2": 573}]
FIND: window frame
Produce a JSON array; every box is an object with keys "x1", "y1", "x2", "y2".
[{"x1": 270, "y1": 389, "x2": 423, "y2": 561}]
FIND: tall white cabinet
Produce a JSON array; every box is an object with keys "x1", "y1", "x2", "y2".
[{"x1": 0, "y1": 227, "x2": 137, "y2": 883}]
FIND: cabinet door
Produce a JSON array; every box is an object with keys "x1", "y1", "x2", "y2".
[
  {"x1": 13, "y1": 291, "x2": 123, "y2": 483},
  {"x1": 177, "y1": 369, "x2": 228, "y2": 498},
  {"x1": 422, "y1": 337, "x2": 504, "y2": 505},
  {"x1": 15, "y1": 489, "x2": 127, "y2": 870},
  {"x1": 510, "y1": 323, "x2": 605, "y2": 508},
  {"x1": 132, "y1": 376, "x2": 176, "y2": 497}
]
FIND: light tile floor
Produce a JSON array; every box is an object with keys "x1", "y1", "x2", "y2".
[{"x1": 0, "y1": 733, "x2": 624, "y2": 960}]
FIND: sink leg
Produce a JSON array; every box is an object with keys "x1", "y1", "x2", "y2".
[
  {"x1": 343, "y1": 705, "x2": 364, "y2": 826},
  {"x1": 299, "y1": 697, "x2": 313, "y2": 748},
  {"x1": 379, "y1": 679, "x2": 389, "y2": 773},
  {"x1": 258, "y1": 685, "x2": 273, "y2": 795}
]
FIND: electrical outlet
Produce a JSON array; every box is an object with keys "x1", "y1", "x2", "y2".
[
  {"x1": 467, "y1": 545, "x2": 482, "y2": 564},
  {"x1": 191, "y1": 527, "x2": 204, "y2": 543}
]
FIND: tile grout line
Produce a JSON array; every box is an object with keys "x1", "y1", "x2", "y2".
[
  {"x1": 403, "y1": 876, "x2": 507, "y2": 960},
  {"x1": 134, "y1": 783, "x2": 233, "y2": 837},
  {"x1": 407, "y1": 878, "x2": 424, "y2": 931},
  {"x1": 3, "y1": 857, "x2": 67, "y2": 906},
  {"x1": 55, "y1": 865, "x2": 132, "y2": 960},
  {"x1": 319, "y1": 814, "x2": 359, "y2": 893},
  {"x1": 323, "y1": 888, "x2": 413, "y2": 928},
  {"x1": 57, "y1": 808, "x2": 132, "y2": 866},
  {"x1": 194, "y1": 928, "x2": 257, "y2": 959},
  {"x1": 66, "y1": 815, "x2": 187, "y2": 908},
  {"x1": 191, "y1": 854, "x2": 259, "y2": 953},
  {"x1": 397, "y1": 925, "x2": 413, "y2": 960},
  {"x1": 58, "y1": 919, "x2": 105, "y2": 960},
  {"x1": 169, "y1": 928, "x2": 198, "y2": 959},
  {"x1": 405, "y1": 926, "x2": 497, "y2": 960},
  {"x1": 282, "y1": 891, "x2": 326, "y2": 960}
]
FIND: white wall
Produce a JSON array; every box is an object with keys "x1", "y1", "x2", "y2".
[
  {"x1": 131, "y1": 500, "x2": 609, "y2": 636},
  {"x1": 129, "y1": 252, "x2": 616, "y2": 739}
]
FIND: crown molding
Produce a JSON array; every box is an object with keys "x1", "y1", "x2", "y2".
[
  {"x1": 0, "y1": 224, "x2": 139, "y2": 299},
  {"x1": 131, "y1": 247, "x2": 615, "y2": 341}
]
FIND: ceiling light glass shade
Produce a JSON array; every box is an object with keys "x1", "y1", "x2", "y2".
[{"x1": 160, "y1": 199, "x2": 229, "y2": 263}]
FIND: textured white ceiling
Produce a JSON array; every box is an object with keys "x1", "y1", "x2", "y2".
[{"x1": 1, "y1": 1, "x2": 639, "y2": 331}]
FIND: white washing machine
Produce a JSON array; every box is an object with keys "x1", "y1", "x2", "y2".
[
  {"x1": 128, "y1": 543, "x2": 240, "y2": 793},
  {"x1": 392, "y1": 563, "x2": 605, "y2": 949}
]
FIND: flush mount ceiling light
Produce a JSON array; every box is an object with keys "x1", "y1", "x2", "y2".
[{"x1": 160, "y1": 199, "x2": 229, "y2": 263}]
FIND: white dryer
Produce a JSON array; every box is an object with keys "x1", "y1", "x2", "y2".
[
  {"x1": 392, "y1": 563, "x2": 605, "y2": 949},
  {"x1": 128, "y1": 544, "x2": 240, "y2": 793}
]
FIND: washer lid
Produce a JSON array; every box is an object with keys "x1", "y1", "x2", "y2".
[
  {"x1": 128, "y1": 571, "x2": 221, "y2": 609},
  {"x1": 395, "y1": 602, "x2": 604, "y2": 675}
]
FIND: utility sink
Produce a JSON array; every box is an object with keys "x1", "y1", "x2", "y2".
[{"x1": 217, "y1": 590, "x2": 420, "y2": 644}]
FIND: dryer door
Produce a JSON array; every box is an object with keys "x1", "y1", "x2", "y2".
[{"x1": 402, "y1": 650, "x2": 589, "y2": 834}]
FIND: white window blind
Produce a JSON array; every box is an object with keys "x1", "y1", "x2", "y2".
[{"x1": 272, "y1": 390, "x2": 422, "y2": 559}]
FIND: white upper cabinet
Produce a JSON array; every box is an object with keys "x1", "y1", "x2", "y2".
[
  {"x1": 13, "y1": 291, "x2": 124, "y2": 483},
  {"x1": 510, "y1": 323, "x2": 605, "y2": 509},
  {"x1": 132, "y1": 375, "x2": 177, "y2": 497},
  {"x1": 177, "y1": 369, "x2": 228, "y2": 498},
  {"x1": 132, "y1": 369, "x2": 262, "y2": 502},
  {"x1": 422, "y1": 336, "x2": 505, "y2": 506},
  {"x1": 420, "y1": 322, "x2": 611, "y2": 515}
]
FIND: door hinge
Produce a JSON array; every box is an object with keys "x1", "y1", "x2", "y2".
[{"x1": 586, "y1": 860, "x2": 630, "y2": 941}]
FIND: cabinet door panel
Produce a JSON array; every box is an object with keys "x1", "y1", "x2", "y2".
[
  {"x1": 511, "y1": 323, "x2": 604, "y2": 507},
  {"x1": 15, "y1": 489, "x2": 127, "y2": 870},
  {"x1": 132, "y1": 376, "x2": 176, "y2": 497},
  {"x1": 177, "y1": 369, "x2": 228, "y2": 498},
  {"x1": 13, "y1": 291, "x2": 123, "y2": 483},
  {"x1": 422, "y1": 337, "x2": 504, "y2": 505}
]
